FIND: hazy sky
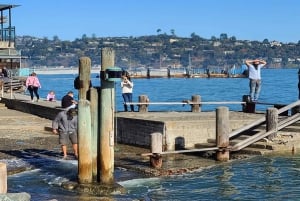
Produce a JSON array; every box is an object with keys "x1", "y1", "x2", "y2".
[{"x1": 4, "y1": 0, "x2": 300, "y2": 43}]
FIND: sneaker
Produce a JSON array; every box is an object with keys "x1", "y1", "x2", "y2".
[
  {"x1": 62, "y1": 155, "x2": 68, "y2": 160},
  {"x1": 31, "y1": 100, "x2": 34, "y2": 102}
]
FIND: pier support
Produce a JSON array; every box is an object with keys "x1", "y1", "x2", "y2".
[
  {"x1": 138, "y1": 95, "x2": 149, "y2": 112},
  {"x1": 191, "y1": 95, "x2": 201, "y2": 112},
  {"x1": 99, "y1": 48, "x2": 115, "y2": 184},
  {"x1": 266, "y1": 107, "x2": 278, "y2": 140},
  {"x1": 78, "y1": 57, "x2": 93, "y2": 184},
  {"x1": 0, "y1": 162, "x2": 7, "y2": 193},
  {"x1": 150, "y1": 133, "x2": 163, "y2": 168},
  {"x1": 216, "y1": 107, "x2": 230, "y2": 162}
]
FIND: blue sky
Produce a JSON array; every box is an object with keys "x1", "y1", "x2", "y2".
[{"x1": 3, "y1": 0, "x2": 300, "y2": 43}]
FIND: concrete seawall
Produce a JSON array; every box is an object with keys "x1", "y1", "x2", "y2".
[{"x1": 0, "y1": 93, "x2": 264, "y2": 151}]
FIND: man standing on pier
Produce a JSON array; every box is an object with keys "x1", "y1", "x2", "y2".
[
  {"x1": 245, "y1": 59, "x2": 267, "y2": 102},
  {"x1": 52, "y1": 108, "x2": 78, "y2": 160}
]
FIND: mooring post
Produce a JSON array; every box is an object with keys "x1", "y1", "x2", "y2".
[
  {"x1": 78, "y1": 57, "x2": 93, "y2": 184},
  {"x1": 167, "y1": 67, "x2": 171, "y2": 78},
  {"x1": 150, "y1": 133, "x2": 163, "y2": 168},
  {"x1": 78, "y1": 57, "x2": 91, "y2": 100},
  {"x1": 266, "y1": 107, "x2": 278, "y2": 140},
  {"x1": 147, "y1": 67, "x2": 150, "y2": 79},
  {"x1": 216, "y1": 106, "x2": 230, "y2": 162},
  {"x1": 242, "y1": 95, "x2": 255, "y2": 113},
  {"x1": 99, "y1": 48, "x2": 115, "y2": 184},
  {"x1": 0, "y1": 162, "x2": 7, "y2": 193},
  {"x1": 138, "y1": 95, "x2": 149, "y2": 112},
  {"x1": 191, "y1": 95, "x2": 201, "y2": 112},
  {"x1": 89, "y1": 87, "x2": 99, "y2": 180}
]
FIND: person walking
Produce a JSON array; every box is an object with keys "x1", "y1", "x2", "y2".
[
  {"x1": 121, "y1": 74, "x2": 134, "y2": 112},
  {"x1": 25, "y1": 72, "x2": 41, "y2": 102},
  {"x1": 52, "y1": 108, "x2": 78, "y2": 160},
  {"x1": 245, "y1": 59, "x2": 267, "y2": 102}
]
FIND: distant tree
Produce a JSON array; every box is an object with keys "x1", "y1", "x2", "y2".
[
  {"x1": 53, "y1": 35, "x2": 60, "y2": 42},
  {"x1": 211, "y1": 36, "x2": 217, "y2": 41},
  {"x1": 229, "y1": 36, "x2": 236, "y2": 42},
  {"x1": 81, "y1": 34, "x2": 88, "y2": 41},
  {"x1": 263, "y1": 39, "x2": 269, "y2": 43},
  {"x1": 156, "y1": 29, "x2": 161, "y2": 35},
  {"x1": 170, "y1": 29, "x2": 175, "y2": 36},
  {"x1": 220, "y1": 33, "x2": 228, "y2": 41}
]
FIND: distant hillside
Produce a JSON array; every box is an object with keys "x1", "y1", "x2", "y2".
[{"x1": 16, "y1": 34, "x2": 300, "y2": 69}]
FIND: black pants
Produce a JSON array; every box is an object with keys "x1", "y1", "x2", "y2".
[{"x1": 28, "y1": 86, "x2": 39, "y2": 100}]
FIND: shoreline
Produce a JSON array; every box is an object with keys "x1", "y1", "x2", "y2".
[{"x1": 31, "y1": 68, "x2": 101, "y2": 75}]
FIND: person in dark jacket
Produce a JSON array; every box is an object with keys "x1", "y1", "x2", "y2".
[
  {"x1": 52, "y1": 108, "x2": 78, "y2": 159},
  {"x1": 61, "y1": 91, "x2": 77, "y2": 109}
]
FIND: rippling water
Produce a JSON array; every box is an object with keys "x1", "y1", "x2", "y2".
[{"x1": 6, "y1": 68, "x2": 300, "y2": 200}]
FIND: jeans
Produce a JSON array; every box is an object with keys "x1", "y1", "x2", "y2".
[
  {"x1": 122, "y1": 93, "x2": 134, "y2": 111},
  {"x1": 249, "y1": 79, "x2": 261, "y2": 101},
  {"x1": 28, "y1": 86, "x2": 40, "y2": 100}
]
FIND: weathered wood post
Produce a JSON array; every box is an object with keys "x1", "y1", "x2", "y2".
[
  {"x1": 266, "y1": 107, "x2": 278, "y2": 140},
  {"x1": 167, "y1": 67, "x2": 171, "y2": 78},
  {"x1": 150, "y1": 133, "x2": 163, "y2": 168},
  {"x1": 89, "y1": 87, "x2": 99, "y2": 180},
  {"x1": 147, "y1": 67, "x2": 150, "y2": 79},
  {"x1": 78, "y1": 57, "x2": 93, "y2": 184},
  {"x1": 0, "y1": 80, "x2": 3, "y2": 98},
  {"x1": 99, "y1": 48, "x2": 115, "y2": 184},
  {"x1": 216, "y1": 106, "x2": 230, "y2": 161},
  {"x1": 0, "y1": 162, "x2": 7, "y2": 193},
  {"x1": 191, "y1": 95, "x2": 201, "y2": 112},
  {"x1": 138, "y1": 95, "x2": 149, "y2": 112}
]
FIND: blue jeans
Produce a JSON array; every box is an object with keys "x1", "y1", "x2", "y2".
[
  {"x1": 249, "y1": 79, "x2": 261, "y2": 101},
  {"x1": 122, "y1": 93, "x2": 134, "y2": 111}
]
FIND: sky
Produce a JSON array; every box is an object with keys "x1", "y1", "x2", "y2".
[{"x1": 3, "y1": 0, "x2": 300, "y2": 43}]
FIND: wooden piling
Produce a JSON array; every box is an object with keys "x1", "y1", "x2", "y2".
[
  {"x1": 99, "y1": 47, "x2": 115, "y2": 184},
  {"x1": 138, "y1": 95, "x2": 149, "y2": 112},
  {"x1": 78, "y1": 57, "x2": 91, "y2": 100},
  {"x1": 89, "y1": 87, "x2": 99, "y2": 180},
  {"x1": 147, "y1": 67, "x2": 150, "y2": 79},
  {"x1": 78, "y1": 100, "x2": 93, "y2": 184},
  {"x1": 191, "y1": 95, "x2": 201, "y2": 112},
  {"x1": 0, "y1": 162, "x2": 7, "y2": 193},
  {"x1": 216, "y1": 106, "x2": 230, "y2": 161},
  {"x1": 78, "y1": 57, "x2": 93, "y2": 184},
  {"x1": 266, "y1": 107, "x2": 278, "y2": 140},
  {"x1": 150, "y1": 133, "x2": 163, "y2": 168}
]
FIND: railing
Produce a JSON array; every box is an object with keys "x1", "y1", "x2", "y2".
[{"x1": 230, "y1": 99, "x2": 300, "y2": 151}]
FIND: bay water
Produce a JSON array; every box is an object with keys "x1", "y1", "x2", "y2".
[{"x1": 6, "y1": 68, "x2": 300, "y2": 200}]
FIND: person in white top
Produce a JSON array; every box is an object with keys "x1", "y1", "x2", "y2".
[
  {"x1": 245, "y1": 59, "x2": 267, "y2": 101},
  {"x1": 121, "y1": 73, "x2": 134, "y2": 112}
]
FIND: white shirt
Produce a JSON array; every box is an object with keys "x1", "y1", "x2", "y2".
[
  {"x1": 248, "y1": 64, "x2": 263, "y2": 80},
  {"x1": 121, "y1": 80, "x2": 133, "y2": 93}
]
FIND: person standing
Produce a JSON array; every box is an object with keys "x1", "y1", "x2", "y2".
[
  {"x1": 25, "y1": 72, "x2": 41, "y2": 102},
  {"x1": 61, "y1": 91, "x2": 77, "y2": 109},
  {"x1": 52, "y1": 108, "x2": 78, "y2": 160},
  {"x1": 121, "y1": 74, "x2": 134, "y2": 112},
  {"x1": 245, "y1": 59, "x2": 267, "y2": 102}
]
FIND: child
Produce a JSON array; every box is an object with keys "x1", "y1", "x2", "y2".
[{"x1": 47, "y1": 90, "x2": 56, "y2": 101}]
